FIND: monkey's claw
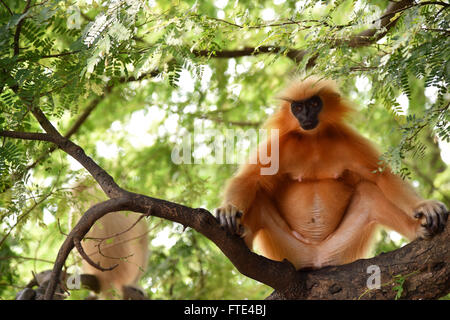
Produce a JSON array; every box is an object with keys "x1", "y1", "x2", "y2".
[
  {"x1": 414, "y1": 200, "x2": 449, "y2": 239},
  {"x1": 215, "y1": 204, "x2": 245, "y2": 236}
]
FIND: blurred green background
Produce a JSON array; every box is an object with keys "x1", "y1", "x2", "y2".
[{"x1": 0, "y1": 0, "x2": 448, "y2": 299}]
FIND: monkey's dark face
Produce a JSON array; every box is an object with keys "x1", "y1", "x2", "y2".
[{"x1": 290, "y1": 95, "x2": 323, "y2": 130}]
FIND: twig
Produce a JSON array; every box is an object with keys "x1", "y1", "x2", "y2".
[
  {"x1": 13, "y1": 0, "x2": 32, "y2": 56},
  {"x1": 372, "y1": 1, "x2": 449, "y2": 24},
  {"x1": 0, "y1": 190, "x2": 54, "y2": 248},
  {"x1": 0, "y1": 0, "x2": 13, "y2": 15},
  {"x1": 74, "y1": 237, "x2": 118, "y2": 272}
]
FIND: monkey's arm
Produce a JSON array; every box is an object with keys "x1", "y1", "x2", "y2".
[
  {"x1": 217, "y1": 163, "x2": 278, "y2": 235},
  {"x1": 347, "y1": 135, "x2": 448, "y2": 238},
  {"x1": 369, "y1": 167, "x2": 423, "y2": 215},
  {"x1": 216, "y1": 137, "x2": 284, "y2": 235}
]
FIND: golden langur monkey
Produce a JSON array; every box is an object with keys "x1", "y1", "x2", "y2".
[
  {"x1": 216, "y1": 77, "x2": 449, "y2": 270},
  {"x1": 75, "y1": 185, "x2": 148, "y2": 299}
]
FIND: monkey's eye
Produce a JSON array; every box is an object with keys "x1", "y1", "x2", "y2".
[
  {"x1": 291, "y1": 102, "x2": 303, "y2": 110},
  {"x1": 309, "y1": 96, "x2": 322, "y2": 108}
]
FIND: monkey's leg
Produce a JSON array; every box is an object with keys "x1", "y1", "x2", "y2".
[
  {"x1": 317, "y1": 181, "x2": 417, "y2": 267},
  {"x1": 244, "y1": 192, "x2": 320, "y2": 268},
  {"x1": 347, "y1": 181, "x2": 448, "y2": 240},
  {"x1": 318, "y1": 181, "x2": 443, "y2": 267},
  {"x1": 369, "y1": 190, "x2": 448, "y2": 240},
  {"x1": 315, "y1": 182, "x2": 377, "y2": 267},
  {"x1": 216, "y1": 191, "x2": 318, "y2": 268}
]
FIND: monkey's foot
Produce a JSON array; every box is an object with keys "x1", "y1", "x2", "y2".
[
  {"x1": 414, "y1": 200, "x2": 448, "y2": 239},
  {"x1": 215, "y1": 204, "x2": 245, "y2": 236}
]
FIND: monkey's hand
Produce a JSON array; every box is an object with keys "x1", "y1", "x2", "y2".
[
  {"x1": 414, "y1": 200, "x2": 449, "y2": 239},
  {"x1": 215, "y1": 204, "x2": 245, "y2": 236}
]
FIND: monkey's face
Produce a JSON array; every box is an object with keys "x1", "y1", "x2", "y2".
[{"x1": 290, "y1": 95, "x2": 323, "y2": 130}]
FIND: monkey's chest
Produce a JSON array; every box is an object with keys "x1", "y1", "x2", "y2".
[{"x1": 276, "y1": 180, "x2": 354, "y2": 243}]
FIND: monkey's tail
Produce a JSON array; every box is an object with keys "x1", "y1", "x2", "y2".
[{"x1": 81, "y1": 212, "x2": 148, "y2": 299}]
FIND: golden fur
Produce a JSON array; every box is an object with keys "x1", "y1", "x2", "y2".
[
  {"x1": 74, "y1": 185, "x2": 148, "y2": 299},
  {"x1": 81, "y1": 212, "x2": 148, "y2": 298},
  {"x1": 221, "y1": 77, "x2": 443, "y2": 269}
]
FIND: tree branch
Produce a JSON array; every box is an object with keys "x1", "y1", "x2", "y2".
[
  {"x1": 13, "y1": 0, "x2": 32, "y2": 56},
  {"x1": 0, "y1": 131, "x2": 56, "y2": 142},
  {"x1": 345, "y1": 0, "x2": 414, "y2": 47},
  {"x1": 73, "y1": 237, "x2": 118, "y2": 272},
  {"x1": 22, "y1": 106, "x2": 125, "y2": 199},
  {"x1": 42, "y1": 183, "x2": 449, "y2": 300},
  {"x1": 0, "y1": 0, "x2": 13, "y2": 15},
  {"x1": 6, "y1": 104, "x2": 447, "y2": 300},
  {"x1": 194, "y1": 0, "x2": 415, "y2": 64},
  {"x1": 0, "y1": 68, "x2": 161, "y2": 197},
  {"x1": 5, "y1": 0, "x2": 447, "y2": 300},
  {"x1": 268, "y1": 225, "x2": 449, "y2": 300},
  {"x1": 193, "y1": 46, "x2": 307, "y2": 63},
  {"x1": 42, "y1": 197, "x2": 132, "y2": 299}
]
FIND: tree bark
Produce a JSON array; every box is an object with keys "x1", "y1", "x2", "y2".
[
  {"x1": 3, "y1": 0, "x2": 448, "y2": 299},
  {"x1": 268, "y1": 225, "x2": 449, "y2": 300}
]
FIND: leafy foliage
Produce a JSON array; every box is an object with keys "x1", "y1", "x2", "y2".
[{"x1": 0, "y1": 0, "x2": 448, "y2": 299}]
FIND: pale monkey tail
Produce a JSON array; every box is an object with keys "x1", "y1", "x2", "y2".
[{"x1": 81, "y1": 211, "x2": 148, "y2": 299}]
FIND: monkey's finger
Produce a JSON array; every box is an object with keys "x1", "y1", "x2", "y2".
[
  {"x1": 225, "y1": 211, "x2": 234, "y2": 232},
  {"x1": 425, "y1": 206, "x2": 438, "y2": 232},
  {"x1": 437, "y1": 210, "x2": 449, "y2": 233},
  {"x1": 219, "y1": 211, "x2": 228, "y2": 228},
  {"x1": 214, "y1": 208, "x2": 225, "y2": 227},
  {"x1": 232, "y1": 211, "x2": 242, "y2": 232},
  {"x1": 431, "y1": 213, "x2": 439, "y2": 233},
  {"x1": 420, "y1": 213, "x2": 429, "y2": 228},
  {"x1": 421, "y1": 206, "x2": 432, "y2": 228},
  {"x1": 436, "y1": 211, "x2": 444, "y2": 233},
  {"x1": 233, "y1": 215, "x2": 243, "y2": 235},
  {"x1": 438, "y1": 203, "x2": 448, "y2": 213},
  {"x1": 230, "y1": 214, "x2": 237, "y2": 232},
  {"x1": 237, "y1": 224, "x2": 245, "y2": 236}
]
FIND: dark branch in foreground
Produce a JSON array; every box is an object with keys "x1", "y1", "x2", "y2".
[
  {"x1": 3, "y1": 0, "x2": 447, "y2": 300},
  {"x1": 1, "y1": 100, "x2": 449, "y2": 299}
]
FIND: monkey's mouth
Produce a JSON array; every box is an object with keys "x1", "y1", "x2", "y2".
[{"x1": 300, "y1": 120, "x2": 318, "y2": 130}]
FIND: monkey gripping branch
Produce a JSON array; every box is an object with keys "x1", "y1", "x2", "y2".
[
  {"x1": 0, "y1": 103, "x2": 449, "y2": 300},
  {"x1": 1, "y1": 0, "x2": 449, "y2": 300}
]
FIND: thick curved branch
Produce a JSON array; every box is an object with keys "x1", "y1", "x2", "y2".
[
  {"x1": 43, "y1": 186, "x2": 449, "y2": 300},
  {"x1": 73, "y1": 237, "x2": 118, "y2": 272},
  {"x1": 4, "y1": 104, "x2": 448, "y2": 300},
  {"x1": 268, "y1": 225, "x2": 449, "y2": 300},
  {"x1": 42, "y1": 197, "x2": 133, "y2": 300},
  {"x1": 42, "y1": 193, "x2": 300, "y2": 300},
  {"x1": 26, "y1": 106, "x2": 125, "y2": 198}
]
